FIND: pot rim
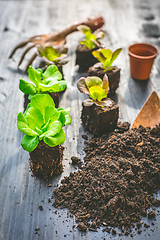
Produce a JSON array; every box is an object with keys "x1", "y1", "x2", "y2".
[{"x1": 128, "y1": 43, "x2": 158, "y2": 60}]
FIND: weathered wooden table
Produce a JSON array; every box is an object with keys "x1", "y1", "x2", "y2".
[{"x1": 0, "y1": 0, "x2": 160, "y2": 239}]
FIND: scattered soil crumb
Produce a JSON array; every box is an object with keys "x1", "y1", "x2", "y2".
[
  {"x1": 77, "y1": 222, "x2": 87, "y2": 232},
  {"x1": 82, "y1": 134, "x2": 89, "y2": 140},
  {"x1": 39, "y1": 206, "x2": 43, "y2": 211},
  {"x1": 71, "y1": 156, "x2": 83, "y2": 168},
  {"x1": 47, "y1": 184, "x2": 52, "y2": 187},
  {"x1": 148, "y1": 210, "x2": 156, "y2": 219}
]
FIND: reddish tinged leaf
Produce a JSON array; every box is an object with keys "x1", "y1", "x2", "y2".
[
  {"x1": 103, "y1": 74, "x2": 109, "y2": 93},
  {"x1": 77, "y1": 77, "x2": 90, "y2": 95}
]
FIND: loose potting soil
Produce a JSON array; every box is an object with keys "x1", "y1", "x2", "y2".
[{"x1": 53, "y1": 123, "x2": 160, "y2": 235}]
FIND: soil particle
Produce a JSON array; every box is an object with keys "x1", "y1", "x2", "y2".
[
  {"x1": 47, "y1": 184, "x2": 52, "y2": 187},
  {"x1": 137, "y1": 222, "x2": 142, "y2": 229},
  {"x1": 82, "y1": 134, "x2": 89, "y2": 140},
  {"x1": 144, "y1": 225, "x2": 150, "y2": 230},
  {"x1": 77, "y1": 222, "x2": 87, "y2": 232},
  {"x1": 71, "y1": 156, "x2": 83, "y2": 168},
  {"x1": 71, "y1": 156, "x2": 81, "y2": 164},
  {"x1": 39, "y1": 206, "x2": 43, "y2": 211},
  {"x1": 148, "y1": 210, "x2": 156, "y2": 219},
  {"x1": 112, "y1": 229, "x2": 116, "y2": 235},
  {"x1": 138, "y1": 229, "x2": 142, "y2": 234},
  {"x1": 53, "y1": 124, "x2": 160, "y2": 234},
  {"x1": 116, "y1": 121, "x2": 130, "y2": 133}
]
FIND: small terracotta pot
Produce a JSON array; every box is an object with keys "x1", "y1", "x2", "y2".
[{"x1": 128, "y1": 43, "x2": 158, "y2": 80}]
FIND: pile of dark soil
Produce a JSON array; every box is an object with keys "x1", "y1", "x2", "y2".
[{"x1": 53, "y1": 124, "x2": 160, "y2": 235}]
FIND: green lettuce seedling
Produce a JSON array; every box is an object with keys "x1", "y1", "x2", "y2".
[
  {"x1": 37, "y1": 45, "x2": 68, "y2": 66},
  {"x1": 77, "y1": 74, "x2": 109, "y2": 103},
  {"x1": 19, "y1": 65, "x2": 67, "y2": 99},
  {"x1": 92, "y1": 48, "x2": 122, "y2": 71},
  {"x1": 17, "y1": 93, "x2": 71, "y2": 152},
  {"x1": 77, "y1": 25, "x2": 104, "y2": 49}
]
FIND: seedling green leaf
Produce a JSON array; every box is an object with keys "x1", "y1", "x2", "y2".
[
  {"x1": 37, "y1": 45, "x2": 68, "y2": 65},
  {"x1": 45, "y1": 105, "x2": 59, "y2": 123},
  {"x1": 91, "y1": 51, "x2": 106, "y2": 65},
  {"x1": 103, "y1": 74, "x2": 110, "y2": 91},
  {"x1": 17, "y1": 112, "x2": 39, "y2": 136},
  {"x1": 43, "y1": 129, "x2": 66, "y2": 147},
  {"x1": 57, "y1": 107, "x2": 71, "y2": 126},
  {"x1": 39, "y1": 120, "x2": 62, "y2": 140},
  {"x1": 77, "y1": 75, "x2": 109, "y2": 103},
  {"x1": 77, "y1": 77, "x2": 90, "y2": 95},
  {"x1": 28, "y1": 65, "x2": 42, "y2": 87},
  {"x1": 25, "y1": 107, "x2": 44, "y2": 131},
  {"x1": 89, "y1": 86, "x2": 107, "y2": 102},
  {"x1": 92, "y1": 48, "x2": 122, "y2": 71},
  {"x1": 19, "y1": 79, "x2": 37, "y2": 95},
  {"x1": 42, "y1": 64, "x2": 62, "y2": 82},
  {"x1": 77, "y1": 25, "x2": 104, "y2": 49},
  {"x1": 30, "y1": 93, "x2": 55, "y2": 116},
  {"x1": 38, "y1": 80, "x2": 66, "y2": 93},
  {"x1": 111, "y1": 48, "x2": 122, "y2": 65},
  {"x1": 86, "y1": 76, "x2": 103, "y2": 89},
  {"x1": 21, "y1": 135, "x2": 39, "y2": 152},
  {"x1": 17, "y1": 94, "x2": 71, "y2": 152},
  {"x1": 19, "y1": 65, "x2": 67, "y2": 97}
]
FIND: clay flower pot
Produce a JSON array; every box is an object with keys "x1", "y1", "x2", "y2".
[{"x1": 128, "y1": 43, "x2": 158, "y2": 80}]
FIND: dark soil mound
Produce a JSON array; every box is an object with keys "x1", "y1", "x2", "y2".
[{"x1": 53, "y1": 124, "x2": 160, "y2": 235}]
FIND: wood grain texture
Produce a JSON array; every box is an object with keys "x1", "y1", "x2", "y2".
[{"x1": 0, "y1": 0, "x2": 160, "y2": 239}]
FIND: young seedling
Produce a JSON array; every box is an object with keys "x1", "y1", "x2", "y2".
[
  {"x1": 92, "y1": 48, "x2": 122, "y2": 71},
  {"x1": 77, "y1": 74, "x2": 109, "y2": 106},
  {"x1": 37, "y1": 45, "x2": 68, "y2": 66},
  {"x1": 78, "y1": 74, "x2": 119, "y2": 135},
  {"x1": 77, "y1": 25, "x2": 104, "y2": 49},
  {"x1": 19, "y1": 65, "x2": 67, "y2": 100},
  {"x1": 17, "y1": 93, "x2": 71, "y2": 152}
]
